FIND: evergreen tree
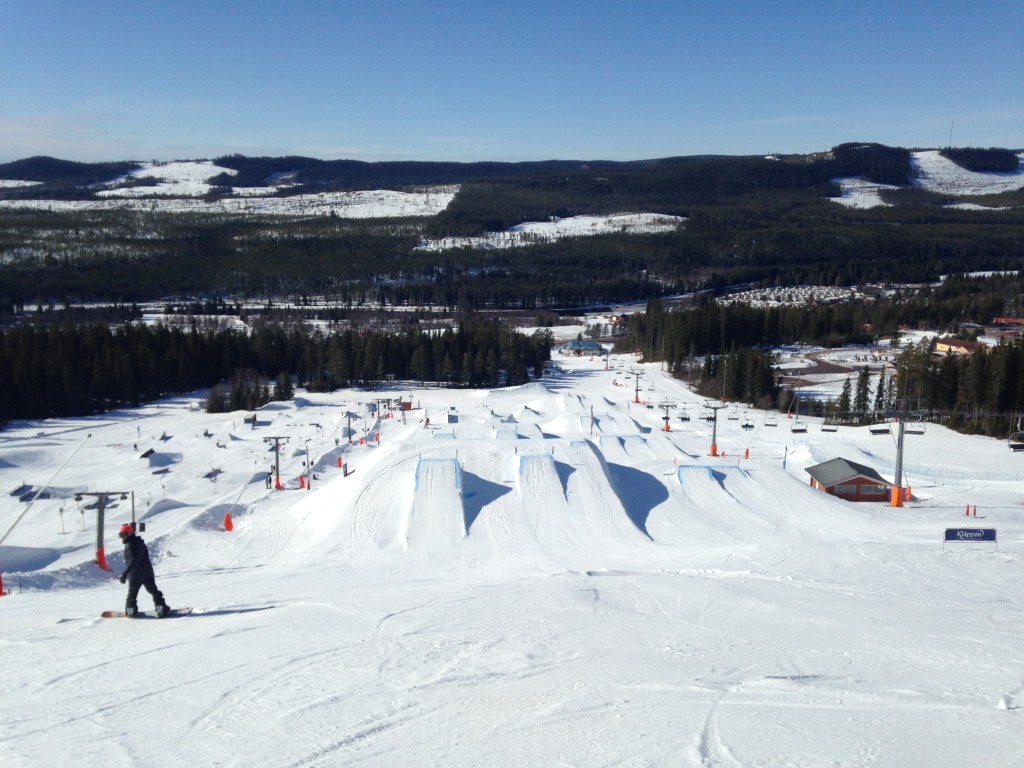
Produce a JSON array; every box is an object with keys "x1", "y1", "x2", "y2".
[
  {"x1": 854, "y1": 366, "x2": 871, "y2": 419},
  {"x1": 273, "y1": 372, "x2": 294, "y2": 401},
  {"x1": 873, "y1": 366, "x2": 887, "y2": 414},
  {"x1": 838, "y1": 377, "x2": 852, "y2": 419}
]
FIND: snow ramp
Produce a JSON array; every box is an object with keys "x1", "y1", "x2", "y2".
[
  {"x1": 515, "y1": 449, "x2": 647, "y2": 557},
  {"x1": 597, "y1": 435, "x2": 652, "y2": 463},
  {"x1": 406, "y1": 457, "x2": 466, "y2": 561},
  {"x1": 517, "y1": 452, "x2": 576, "y2": 550},
  {"x1": 667, "y1": 465, "x2": 776, "y2": 542},
  {"x1": 620, "y1": 435, "x2": 654, "y2": 461},
  {"x1": 559, "y1": 440, "x2": 652, "y2": 547}
]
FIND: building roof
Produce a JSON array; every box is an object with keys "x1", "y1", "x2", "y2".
[
  {"x1": 805, "y1": 457, "x2": 891, "y2": 487},
  {"x1": 565, "y1": 339, "x2": 605, "y2": 353},
  {"x1": 935, "y1": 336, "x2": 980, "y2": 353}
]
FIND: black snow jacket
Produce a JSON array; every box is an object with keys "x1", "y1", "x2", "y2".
[{"x1": 120, "y1": 534, "x2": 154, "y2": 582}]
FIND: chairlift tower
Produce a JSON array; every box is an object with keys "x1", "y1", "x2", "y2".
[
  {"x1": 74, "y1": 489, "x2": 130, "y2": 571},
  {"x1": 629, "y1": 369, "x2": 645, "y2": 404},
  {"x1": 889, "y1": 396, "x2": 914, "y2": 508},
  {"x1": 658, "y1": 401, "x2": 676, "y2": 432},
  {"x1": 263, "y1": 436, "x2": 289, "y2": 489},
  {"x1": 705, "y1": 401, "x2": 728, "y2": 456}
]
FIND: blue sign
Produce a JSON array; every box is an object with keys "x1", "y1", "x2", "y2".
[{"x1": 944, "y1": 528, "x2": 997, "y2": 543}]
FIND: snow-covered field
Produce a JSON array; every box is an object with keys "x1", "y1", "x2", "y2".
[
  {"x1": 833, "y1": 149, "x2": 1024, "y2": 208},
  {"x1": 0, "y1": 188, "x2": 459, "y2": 218},
  {"x1": 2, "y1": 347, "x2": 1023, "y2": 767},
  {"x1": 96, "y1": 160, "x2": 242, "y2": 198},
  {"x1": 416, "y1": 213, "x2": 685, "y2": 251},
  {"x1": 830, "y1": 177, "x2": 899, "y2": 208}
]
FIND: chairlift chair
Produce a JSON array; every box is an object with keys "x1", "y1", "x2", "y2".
[
  {"x1": 1009, "y1": 431, "x2": 1024, "y2": 451},
  {"x1": 869, "y1": 420, "x2": 891, "y2": 435}
]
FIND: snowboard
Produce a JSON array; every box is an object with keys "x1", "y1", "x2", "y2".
[{"x1": 101, "y1": 607, "x2": 193, "y2": 619}]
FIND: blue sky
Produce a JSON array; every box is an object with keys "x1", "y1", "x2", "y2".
[{"x1": 1, "y1": 0, "x2": 1021, "y2": 163}]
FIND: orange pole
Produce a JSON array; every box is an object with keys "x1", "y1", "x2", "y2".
[
  {"x1": 96, "y1": 547, "x2": 109, "y2": 571},
  {"x1": 223, "y1": 511, "x2": 234, "y2": 532}
]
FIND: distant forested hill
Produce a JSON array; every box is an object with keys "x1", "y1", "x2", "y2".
[
  {"x1": 208, "y1": 155, "x2": 643, "y2": 190},
  {"x1": 939, "y1": 147, "x2": 1021, "y2": 173},
  {"x1": 2, "y1": 143, "x2": 1023, "y2": 313},
  {"x1": 0, "y1": 156, "x2": 140, "y2": 187}
]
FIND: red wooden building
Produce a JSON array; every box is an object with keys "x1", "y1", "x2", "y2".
[{"x1": 805, "y1": 457, "x2": 893, "y2": 502}]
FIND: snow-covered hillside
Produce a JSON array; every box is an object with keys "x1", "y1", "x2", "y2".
[
  {"x1": 832, "y1": 149, "x2": 1024, "y2": 208},
  {"x1": 912, "y1": 150, "x2": 1024, "y2": 196},
  {"x1": 96, "y1": 160, "x2": 241, "y2": 197},
  {"x1": 0, "y1": 161, "x2": 684, "y2": 245},
  {"x1": 0, "y1": 157, "x2": 459, "y2": 219},
  {"x1": 2, "y1": 348, "x2": 1023, "y2": 767}
]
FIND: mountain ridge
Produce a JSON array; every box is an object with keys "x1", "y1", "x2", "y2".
[{"x1": 3, "y1": 143, "x2": 1019, "y2": 195}]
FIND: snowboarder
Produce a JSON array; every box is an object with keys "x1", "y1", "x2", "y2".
[{"x1": 118, "y1": 523, "x2": 170, "y2": 618}]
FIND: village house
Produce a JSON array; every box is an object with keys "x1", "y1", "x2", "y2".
[
  {"x1": 934, "y1": 336, "x2": 981, "y2": 356},
  {"x1": 562, "y1": 339, "x2": 607, "y2": 357}
]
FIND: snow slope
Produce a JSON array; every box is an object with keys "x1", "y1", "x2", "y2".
[
  {"x1": 912, "y1": 150, "x2": 1024, "y2": 196},
  {"x1": 833, "y1": 149, "x2": 1024, "y2": 208},
  {"x1": 2, "y1": 351, "x2": 1024, "y2": 767},
  {"x1": 97, "y1": 160, "x2": 240, "y2": 197}
]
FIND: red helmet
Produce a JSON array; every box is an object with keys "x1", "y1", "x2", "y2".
[{"x1": 118, "y1": 524, "x2": 134, "y2": 538}]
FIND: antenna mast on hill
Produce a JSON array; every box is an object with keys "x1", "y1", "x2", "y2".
[{"x1": 948, "y1": 119, "x2": 954, "y2": 150}]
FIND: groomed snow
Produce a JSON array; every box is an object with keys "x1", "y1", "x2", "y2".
[{"x1": 2, "y1": 347, "x2": 1023, "y2": 766}]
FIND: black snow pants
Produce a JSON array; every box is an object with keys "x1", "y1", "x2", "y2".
[{"x1": 126, "y1": 570, "x2": 166, "y2": 613}]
